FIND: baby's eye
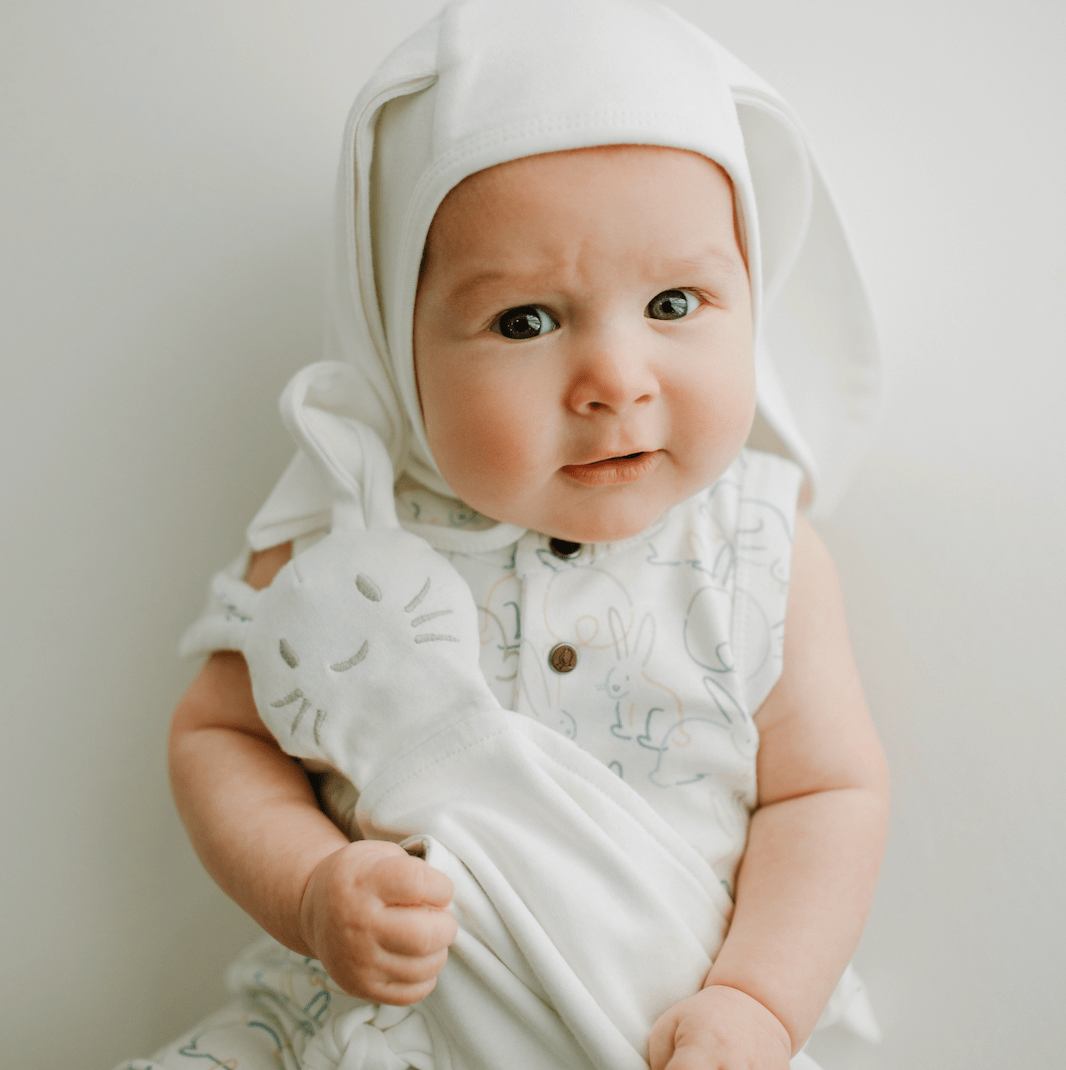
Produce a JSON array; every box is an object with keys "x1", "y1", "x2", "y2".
[
  {"x1": 492, "y1": 305, "x2": 559, "y2": 340},
  {"x1": 645, "y1": 289, "x2": 701, "y2": 320}
]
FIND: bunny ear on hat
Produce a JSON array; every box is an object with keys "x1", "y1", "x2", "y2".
[
  {"x1": 716, "y1": 46, "x2": 882, "y2": 514},
  {"x1": 247, "y1": 0, "x2": 880, "y2": 550}
]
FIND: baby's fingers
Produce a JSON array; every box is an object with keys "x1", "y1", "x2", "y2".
[
  {"x1": 357, "y1": 947, "x2": 450, "y2": 1007},
  {"x1": 378, "y1": 902, "x2": 458, "y2": 957},
  {"x1": 361, "y1": 921, "x2": 452, "y2": 1006},
  {"x1": 376, "y1": 943, "x2": 450, "y2": 984},
  {"x1": 373, "y1": 853, "x2": 454, "y2": 909},
  {"x1": 372, "y1": 962, "x2": 447, "y2": 1007}
]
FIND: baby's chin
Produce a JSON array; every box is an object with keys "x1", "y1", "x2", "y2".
[
  {"x1": 512, "y1": 496, "x2": 679, "y2": 545},
  {"x1": 539, "y1": 514, "x2": 660, "y2": 545}
]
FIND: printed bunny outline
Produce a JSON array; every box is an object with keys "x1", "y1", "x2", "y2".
[
  {"x1": 683, "y1": 583, "x2": 774, "y2": 685},
  {"x1": 478, "y1": 571, "x2": 523, "y2": 685},
  {"x1": 645, "y1": 481, "x2": 793, "y2": 601},
  {"x1": 176, "y1": 1018, "x2": 288, "y2": 1069},
  {"x1": 597, "y1": 608, "x2": 685, "y2": 754},
  {"x1": 648, "y1": 674, "x2": 758, "y2": 787},
  {"x1": 645, "y1": 481, "x2": 736, "y2": 577},
  {"x1": 478, "y1": 605, "x2": 520, "y2": 685}
]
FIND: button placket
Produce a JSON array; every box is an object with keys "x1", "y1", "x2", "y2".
[
  {"x1": 542, "y1": 538, "x2": 582, "y2": 676},
  {"x1": 511, "y1": 532, "x2": 586, "y2": 720}
]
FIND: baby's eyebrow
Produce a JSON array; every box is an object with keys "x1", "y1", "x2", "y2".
[
  {"x1": 447, "y1": 269, "x2": 536, "y2": 308},
  {"x1": 658, "y1": 248, "x2": 747, "y2": 284}
]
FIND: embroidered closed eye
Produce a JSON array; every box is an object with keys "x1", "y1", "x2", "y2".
[{"x1": 356, "y1": 574, "x2": 382, "y2": 601}]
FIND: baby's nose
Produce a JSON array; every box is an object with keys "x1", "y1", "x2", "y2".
[{"x1": 567, "y1": 334, "x2": 659, "y2": 415}]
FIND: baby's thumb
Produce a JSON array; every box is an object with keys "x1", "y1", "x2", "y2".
[
  {"x1": 646, "y1": 1009, "x2": 678, "y2": 1070},
  {"x1": 414, "y1": 859, "x2": 454, "y2": 909},
  {"x1": 378, "y1": 851, "x2": 454, "y2": 909}
]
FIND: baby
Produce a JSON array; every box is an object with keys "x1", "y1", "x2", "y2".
[{"x1": 148, "y1": 2, "x2": 889, "y2": 1069}]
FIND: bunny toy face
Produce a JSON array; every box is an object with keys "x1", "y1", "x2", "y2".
[{"x1": 243, "y1": 527, "x2": 498, "y2": 788}]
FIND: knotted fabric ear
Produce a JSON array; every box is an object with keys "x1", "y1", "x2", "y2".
[{"x1": 279, "y1": 361, "x2": 402, "y2": 533}]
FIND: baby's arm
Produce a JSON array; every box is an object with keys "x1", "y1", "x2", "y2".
[
  {"x1": 168, "y1": 544, "x2": 457, "y2": 1005},
  {"x1": 649, "y1": 515, "x2": 890, "y2": 1069}
]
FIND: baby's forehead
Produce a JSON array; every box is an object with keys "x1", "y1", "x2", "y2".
[{"x1": 419, "y1": 145, "x2": 743, "y2": 290}]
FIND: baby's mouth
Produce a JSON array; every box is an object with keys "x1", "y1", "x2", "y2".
[
  {"x1": 590, "y1": 451, "x2": 643, "y2": 465},
  {"x1": 560, "y1": 450, "x2": 662, "y2": 487}
]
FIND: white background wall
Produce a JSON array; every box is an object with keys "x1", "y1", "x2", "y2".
[{"x1": 1, "y1": 1, "x2": 1063, "y2": 1067}]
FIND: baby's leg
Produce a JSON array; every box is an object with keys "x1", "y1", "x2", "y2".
[
  {"x1": 115, "y1": 997, "x2": 299, "y2": 1070},
  {"x1": 114, "y1": 937, "x2": 435, "y2": 1070}
]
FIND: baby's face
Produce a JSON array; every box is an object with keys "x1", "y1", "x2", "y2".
[{"x1": 413, "y1": 145, "x2": 755, "y2": 543}]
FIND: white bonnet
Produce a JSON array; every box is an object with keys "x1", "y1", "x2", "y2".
[{"x1": 249, "y1": 0, "x2": 880, "y2": 548}]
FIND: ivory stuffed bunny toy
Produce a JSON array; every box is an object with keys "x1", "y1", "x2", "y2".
[{"x1": 239, "y1": 362, "x2": 497, "y2": 794}]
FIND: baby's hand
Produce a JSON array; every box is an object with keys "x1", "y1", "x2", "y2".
[
  {"x1": 299, "y1": 839, "x2": 457, "y2": 1005},
  {"x1": 648, "y1": 985, "x2": 792, "y2": 1070}
]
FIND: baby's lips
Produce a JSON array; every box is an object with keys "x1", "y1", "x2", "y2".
[
  {"x1": 559, "y1": 450, "x2": 663, "y2": 486},
  {"x1": 565, "y1": 445, "x2": 656, "y2": 467}
]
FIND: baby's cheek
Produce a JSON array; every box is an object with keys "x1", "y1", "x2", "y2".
[
  {"x1": 434, "y1": 374, "x2": 544, "y2": 491},
  {"x1": 445, "y1": 419, "x2": 531, "y2": 512},
  {"x1": 689, "y1": 360, "x2": 755, "y2": 445}
]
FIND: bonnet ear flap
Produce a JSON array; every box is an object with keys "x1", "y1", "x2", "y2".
[
  {"x1": 322, "y1": 16, "x2": 440, "y2": 480},
  {"x1": 763, "y1": 159, "x2": 882, "y2": 516},
  {"x1": 733, "y1": 88, "x2": 883, "y2": 516},
  {"x1": 244, "y1": 57, "x2": 442, "y2": 554},
  {"x1": 279, "y1": 361, "x2": 401, "y2": 532}
]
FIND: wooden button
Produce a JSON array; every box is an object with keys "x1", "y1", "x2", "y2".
[
  {"x1": 548, "y1": 643, "x2": 578, "y2": 674},
  {"x1": 549, "y1": 538, "x2": 582, "y2": 559}
]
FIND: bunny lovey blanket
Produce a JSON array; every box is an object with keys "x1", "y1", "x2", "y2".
[{"x1": 169, "y1": 2, "x2": 885, "y2": 1068}]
